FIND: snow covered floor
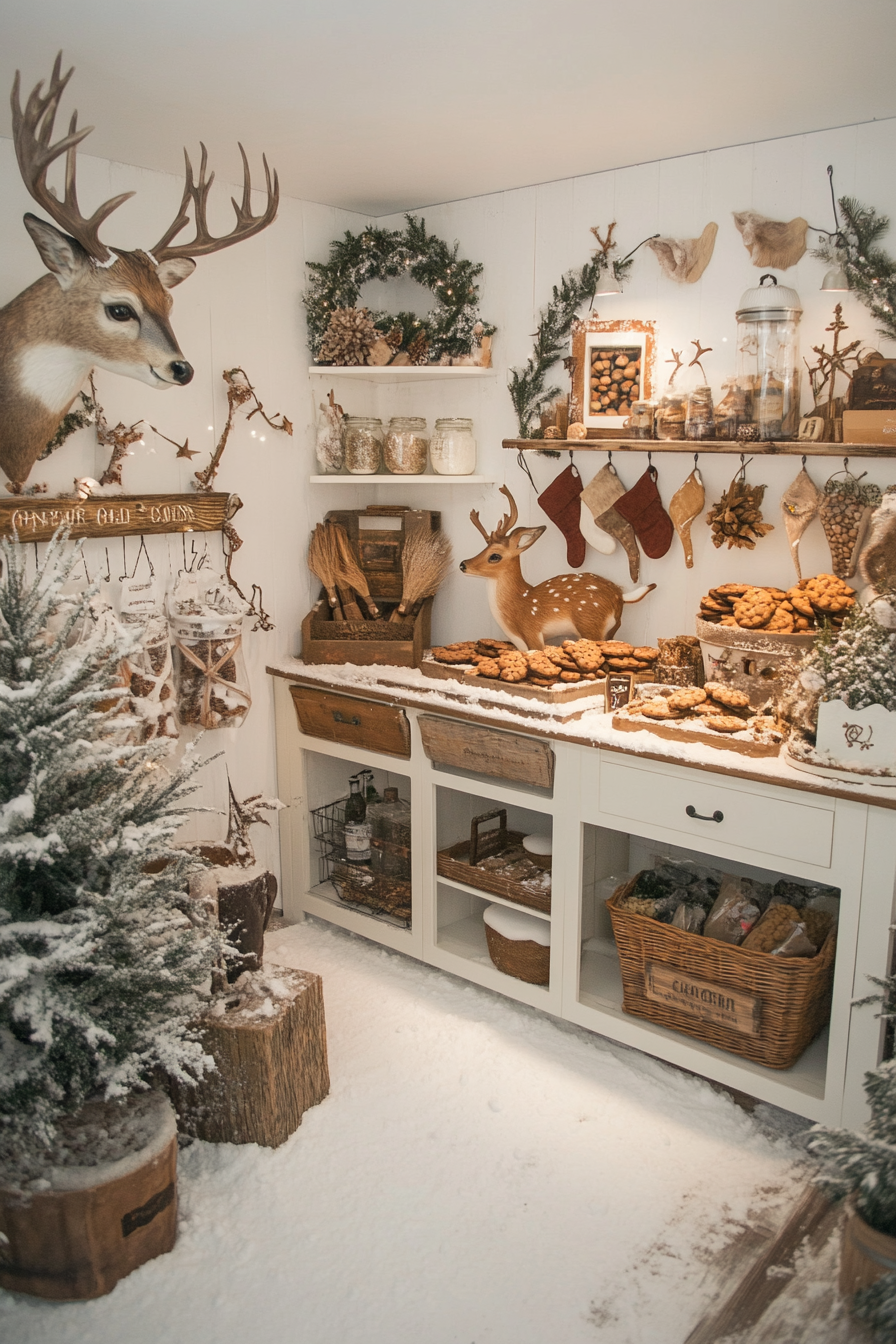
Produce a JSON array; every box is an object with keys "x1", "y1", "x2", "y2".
[{"x1": 1, "y1": 918, "x2": 813, "y2": 1344}]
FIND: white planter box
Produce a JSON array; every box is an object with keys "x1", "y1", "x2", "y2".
[{"x1": 815, "y1": 698, "x2": 896, "y2": 774}]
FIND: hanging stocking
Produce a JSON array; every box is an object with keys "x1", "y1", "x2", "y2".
[
  {"x1": 613, "y1": 464, "x2": 674, "y2": 559},
  {"x1": 579, "y1": 463, "x2": 624, "y2": 556},
  {"x1": 537, "y1": 463, "x2": 586, "y2": 568},
  {"x1": 668, "y1": 466, "x2": 705, "y2": 569}
]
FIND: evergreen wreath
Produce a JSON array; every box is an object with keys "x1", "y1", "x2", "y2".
[
  {"x1": 304, "y1": 214, "x2": 496, "y2": 363},
  {"x1": 814, "y1": 197, "x2": 896, "y2": 345},
  {"x1": 508, "y1": 224, "x2": 632, "y2": 438}
]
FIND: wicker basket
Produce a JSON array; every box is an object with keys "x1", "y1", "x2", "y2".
[
  {"x1": 607, "y1": 875, "x2": 836, "y2": 1069},
  {"x1": 332, "y1": 861, "x2": 411, "y2": 924},
  {"x1": 437, "y1": 809, "x2": 552, "y2": 915},
  {"x1": 484, "y1": 925, "x2": 550, "y2": 985}
]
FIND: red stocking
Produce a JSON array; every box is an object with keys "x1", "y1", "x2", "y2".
[
  {"x1": 613, "y1": 466, "x2": 674, "y2": 559},
  {"x1": 537, "y1": 464, "x2": 586, "y2": 568}
]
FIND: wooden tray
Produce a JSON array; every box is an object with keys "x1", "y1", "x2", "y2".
[
  {"x1": 421, "y1": 655, "x2": 604, "y2": 705},
  {"x1": 612, "y1": 709, "x2": 781, "y2": 758},
  {"x1": 436, "y1": 810, "x2": 552, "y2": 915}
]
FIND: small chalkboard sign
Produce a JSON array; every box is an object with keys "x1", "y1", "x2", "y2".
[{"x1": 605, "y1": 673, "x2": 634, "y2": 711}]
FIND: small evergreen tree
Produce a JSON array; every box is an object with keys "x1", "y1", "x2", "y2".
[
  {"x1": 801, "y1": 594, "x2": 896, "y2": 714},
  {"x1": 0, "y1": 532, "x2": 221, "y2": 1160}
]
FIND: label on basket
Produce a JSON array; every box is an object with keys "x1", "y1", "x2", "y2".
[
  {"x1": 644, "y1": 962, "x2": 761, "y2": 1037},
  {"x1": 344, "y1": 822, "x2": 371, "y2": 863}
]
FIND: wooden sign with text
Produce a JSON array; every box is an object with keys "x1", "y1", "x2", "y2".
[
  {"x1": 0, "y1": 492, "x2": 241, "y2": 542},
  {"x1": 645, "y1": 961, "x2": 761, "y2": 1036}
]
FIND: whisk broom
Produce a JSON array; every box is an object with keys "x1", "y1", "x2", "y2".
[
  {"x1": 329, "y1": 522, "x2": 381, "y2": 619},
  {"x1": 307, "y1": 524, "x2": 344, "y2": 621},
  {"x1": 388, "y1": 528, "x2": 453, "y2": 623}
]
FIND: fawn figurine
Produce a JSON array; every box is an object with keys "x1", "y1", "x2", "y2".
[{"x1": 460, "y1": 486, "x2": 654, "y2": 650}]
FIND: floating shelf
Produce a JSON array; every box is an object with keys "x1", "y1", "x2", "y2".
[
  {"x1": 309, "y1": 474, "x2": 495, "y2": 485},
  {"x1": 308, "y1": 365, "x2": 495, "y2": 382},
  {"x1": 503, "y1": 437, "x2": 895, "y2": 457}
]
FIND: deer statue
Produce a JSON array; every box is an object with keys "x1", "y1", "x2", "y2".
[
  {"x1": 0, "y1": 54, "x2": 279, "y2": 492},
  {"x1": 460, "y1": 486, "x2": 655, "y2": 650}
]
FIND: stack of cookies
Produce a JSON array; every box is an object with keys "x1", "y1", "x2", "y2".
[
  {"x1": 698, "y1": 575, "x2": 856, "y2": 633},
  {"x1": 621, "y1": 682, "x2": 754, "y2": 735},
  {"x1": 429, "y1": 638, "x2": 659, "y2": 688}
]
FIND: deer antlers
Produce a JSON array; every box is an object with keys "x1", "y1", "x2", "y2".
[
  {"x1": 151, "y1": 142, "x2": 279, "y2": 262},
  {"x1": 470, "y1": 486, "x2": 520, "y2": 543},
  {"x1": 11, "y1": 53, "x2": 134, "y2": 262},
  {"x1": 12, "y1": 53, "x2": 279, "y2": 266}
]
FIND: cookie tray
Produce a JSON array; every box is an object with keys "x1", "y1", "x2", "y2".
[
  {"x1": 421, "y1": 654, "x2": 604, "y2": 704},
  {"x1": 611, "y1": 708, "x2": 781, "y2": 758}
]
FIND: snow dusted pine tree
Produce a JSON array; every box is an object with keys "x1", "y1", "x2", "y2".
[
  {"x1": 806, "y1": 593, "x2": 896, "y2": 713},
  {"x1": 0, "y1": 532, "x2": 221, "y2": 1163}
]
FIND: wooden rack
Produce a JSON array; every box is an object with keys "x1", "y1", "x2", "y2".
[
  {"x1": 0, "y1": 491, "x2": 241, "y2": 542},
  {"x1": 502, "y1": 438, "x2": 895, "y2": 458}
]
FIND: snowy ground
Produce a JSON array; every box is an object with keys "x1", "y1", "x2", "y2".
[{"x1": 1, "y1": 917, "x2": 815, "y2": 1344}]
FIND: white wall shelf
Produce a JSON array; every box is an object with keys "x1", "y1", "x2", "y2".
[
  {"x1": 308, "y1": 365, "x2": 496, "y2": 382},
  {"x1": 309, "y1": 474, "x2": 496, "y2": 485}
]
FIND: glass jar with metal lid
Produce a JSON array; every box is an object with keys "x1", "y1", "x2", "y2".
[
  {"x1": 343, "y1": 416, "x2": 384, "y2": 474},
  {"x1": 384, "y1": 417, "x2": 428, "y2": 474},
  {"x1": 430, "y1": 417, "x2": 476, "y2": 475},
  {"x1": 736, "y1": 274, "x2": 802, "y2": 440}
]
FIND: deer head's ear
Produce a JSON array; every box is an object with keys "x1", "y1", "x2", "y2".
[
  {"x1": 155, "y1": 257, "x2": 196, "y2": 290},
  {"x1": 23, "y1": 214, "x2": 89, "y2": 291},
  {"x1": 512, "y1": 526, "x2": 547, "y2": 552}
]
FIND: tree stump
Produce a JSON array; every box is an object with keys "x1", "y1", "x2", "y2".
[
  {"x1": 168, "y1": 968, "x2": 329, "y2": 1147},
  {"x1": 210, "y1": 862, "x2": 278, "y2": 980},
  {"x1": 0, "y1": 1092, "x2": 178, "y2": 1301}
]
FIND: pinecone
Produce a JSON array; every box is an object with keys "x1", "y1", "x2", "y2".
[
  {"x1": 407, "y1": 329, "x2": 430, "y2": 366},
  {"x1": 384, "y1": 326, "x2": 403, "y2": 352},
  {"x1": 318, "y1": 306, "x2": 378, "y2": 366}
]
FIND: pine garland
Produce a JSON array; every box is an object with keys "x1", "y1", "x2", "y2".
[
  {"x1": 814, "y1": 197, "x2": 896, "y2": 344},
  {"x1": 507, "y1": 225, "x2": 632, "y2": 438},
  {"x1": 0, "y1": 534, "x2": 223, "y2": 1157},
  {"x1": 304, "y1": 214, "x2": 496, "y2": 363}
]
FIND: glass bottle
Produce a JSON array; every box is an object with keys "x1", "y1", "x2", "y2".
[
  {"x1": 713, "y1": 378, "x2": 751, "y2": 441},
  {"x1": 368, "y1": 786, "x2": 411, "y2": 846},
  {"x1": 384, "y1": 417, "x2": 428, "y2": 474},
  {"x1": 343, "y1": 776, "x2": 371, "y2": 864},
  {"x1": 735, "y1": 275, "x2": 802, "y2": 441},
  {"x1": 685, "y1": 385, "x2": 715, "y2": 441},
  {"x1": 429, "y1": 418, "x2": 476, "y2": 475},
  {"x1": 361, "y1": 769, "x2": 381, "y2": 806},
  {"x1": 343, "y1": 417, "x2": 384, "y2": 474}
]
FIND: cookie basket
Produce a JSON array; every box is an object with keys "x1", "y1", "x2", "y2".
[
  {"x1": 436, "y1": 809, "x2": 552, "y2": 914},
  {"x1": 607, "y1": 874, "x2": 836, "y2": 1069}
]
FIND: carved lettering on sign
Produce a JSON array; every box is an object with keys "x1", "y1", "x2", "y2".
[
  {"x1": 644, "y1": 961, "x2": 762, "y2": 1036},
  {"x1": 0, "y1": 493, "x2": 235, "y2": 542}
]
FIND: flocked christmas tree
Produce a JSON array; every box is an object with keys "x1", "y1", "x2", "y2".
[
  {"x1": 0, "y1": 532, "x2": 221, "y2": 1164},
  {"x1": 802, "y1": 592, "x2": 896, "y2": 715}
]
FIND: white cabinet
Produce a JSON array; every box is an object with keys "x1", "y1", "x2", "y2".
[{"x1": 271, "y1": 673, "x2": 896, "y2": 1129}]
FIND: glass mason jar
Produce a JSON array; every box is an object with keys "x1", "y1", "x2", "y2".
[
  {"x1": 736, "y1": 275, "x2": 802, "y2": 441},
  {"x1": 626, "y1": 401, "x2": 655, "y2": 440},
  {"x1": 343, "y1": 416, "x2": 384, "y2": 474},
  {"x1": 685, "y1": 385, "x2": 715, "y2": 441},
  {"x1": 655, "y1": 391, "x2": 686, "y2": 441},
  {"x1": 713, "y1": 378, "x2": 752, "y2": 441},
  {"x1": 384, "y1": 417, "x2": 428, "y2": 474},
  {"x1": 170, "y1": 611, "x2": 251, "y2": 730},
  {"x1": 430, "y1": 417, "x2": 476, "y2": 475}
]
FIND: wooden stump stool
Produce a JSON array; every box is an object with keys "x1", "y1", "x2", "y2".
[{"x1": 169, "y1": 968, "x2": 329, "y2": 1147}]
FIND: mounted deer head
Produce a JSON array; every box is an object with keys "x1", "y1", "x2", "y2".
[
  {"x1": 460, "y1": 486, "x2": 654, "y2": 650},
  {"x1": 0, "y1": 54, "x2": 279, "y2": 491}
]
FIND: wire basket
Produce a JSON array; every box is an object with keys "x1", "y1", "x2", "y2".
[{"x1": 310, "y1": 796, "x2": 348, "y2": 884}]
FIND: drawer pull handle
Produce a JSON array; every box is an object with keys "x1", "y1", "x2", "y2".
[
  {"x1": 332, "y1": 710, "x2": 361, "y2": 727},
  {"x1": 686, "y1": 805, "x2": 724, "y2": 823}
]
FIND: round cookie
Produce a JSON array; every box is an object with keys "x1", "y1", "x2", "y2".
[
  {"x1": 706, "y1": 685, "x2": 750, "y2": 710},
  {"x1": 599, "y1": 641, "x2": 634, "y2": 656},
  {"x1": 733, "y1": 587, "x2": 775, "y2": 629},
  {"x1": 632, "y1": 647, "x2": 659, "y2": 662},
  {"x1": 710, "y1": 583, "x2": 751, "y2": 597},
  {"x1": 432, "y1": 645, "x2": 475, "y2": 664},
  {"x1": 476, "y1": 658, "x2": 502, "y2": 679},
  {"x1": 786, "y1": 586, "x2": 815, "y2": 618},
  {"x1": 703, "y1": 715, "x2": 749, "y2": 734},
  {"x1": 668, "y1": 686, "x2": 707, "y2": 712}
]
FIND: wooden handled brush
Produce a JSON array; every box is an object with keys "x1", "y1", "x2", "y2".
[
  {"x1": 389, "y1": 528, "x2": 453, "y2": 623},
  {"x1": 307, "y1": 524, "x2": 344, "y2": 620},
  {"x1": 329, "y1": 523, "x2": 381, "y2": 619}
]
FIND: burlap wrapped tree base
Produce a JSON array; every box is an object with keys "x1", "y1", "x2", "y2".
[{"x1": 168, "y1": 968, "x2": 329, "y2": 1148}]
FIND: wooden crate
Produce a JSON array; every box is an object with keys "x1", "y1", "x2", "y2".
[
  {"x1": 302, "y1": 592, "x2": 432, "y2": 668},
  {"x1": 437, "y1": 809, "x2": 552, "y2": 915},
  {"x1": 290, "y1": 685, "x2": 411, "y2": 757},
  {"x1": 323, "y1": 505, "x2": 441, "y2": 602},
  {"x1": 418, "y1": 715, "x2": 554, "y2": 789}
]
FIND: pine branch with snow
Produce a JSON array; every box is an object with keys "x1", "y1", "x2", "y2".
[{"x1": 0, "y1": 533, "x2": 223, "y2": 1163}]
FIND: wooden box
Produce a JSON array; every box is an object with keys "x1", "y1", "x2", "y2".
[
  {"x1": 418, "y1": 715, "x2": 555, "y2": 789},
  {"x1": 290, "y1": 685, "x2": 411, "y2": 758},
  {"x1": 302, "y1": 506, "x2": 440, "y2": 668},
  {"x1": 437, "y1": 809, "x2": 552, "y2": 915}
]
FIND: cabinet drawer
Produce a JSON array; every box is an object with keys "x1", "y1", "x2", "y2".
[
  {"x1": 418, "y1": 715, "x2": 554, "y2": 790},
  {"x1": 597, "y1": 758, "x2": 834, "y2": 867},
  {"x1": 289, "y1": 686, "x2": 410, "y2": 758}
]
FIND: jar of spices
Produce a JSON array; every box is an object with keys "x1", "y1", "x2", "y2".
[
  {"x1": 384, "y1": 417, "x2": 428, "y2": 474},
  {"x1": 430, "y1": 417, "x2": 476, "y2": 475},
  {"x1": 655, "y1": 393, "x2": 686, "y2": 441},
  {"x1": 626, "y1": 401, "x2": 655, "y2": 440},
  {"x1": 685, "y1": 385, "x2": 715, "y2": 441},
  {"x1": 344, "y1": 416, "x2": 384, "y2": 474}
]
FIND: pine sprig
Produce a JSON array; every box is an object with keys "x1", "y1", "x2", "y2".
[
  {"x1": 304, "y1": 215, "x2": 496, "y2": 362},
  {"x1": 507, "y1": 228, "x2": 632, "y2": 437},
  {"x1": 813, "y1": 197, "x2": 896, "y2": 344}
]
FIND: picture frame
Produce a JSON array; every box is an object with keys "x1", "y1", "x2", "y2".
[
  {"x1": 569, "y1": 318, "x2": 657, "y2": 430},
  {"x1": 604, "y1": 672, "x2": 634, "y2": 711}
]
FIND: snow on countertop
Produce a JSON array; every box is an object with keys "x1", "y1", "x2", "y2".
[{"x1": 268, "y1": 657, "x2": 896, "y2": 806}]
